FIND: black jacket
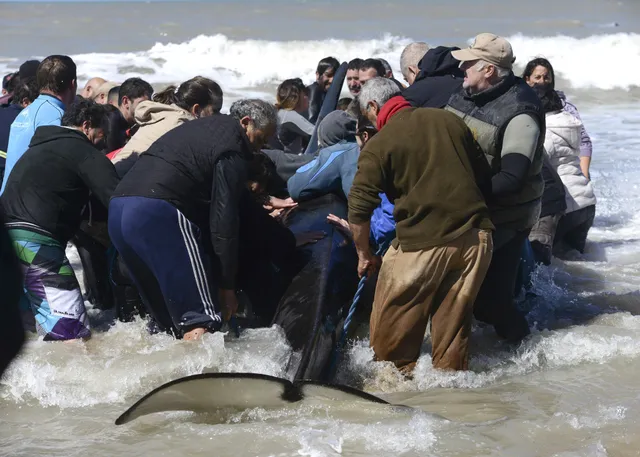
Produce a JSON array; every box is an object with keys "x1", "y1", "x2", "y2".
[
  {"x1": 0, "y1": 104, "x2": 21, "y2": 154},
  {"x1": 2, "y1": 125, "x2": 119, "y2": 243},
  {"x1": 0, "y1": 210, "x2": 24, "y2": 377},
  {"x1": 307, "y1": 82, "x2": 324, "y2": 125},
  {"x1": 540, "y1": 155, "x2": 567, "y2": 218},
  {"x1": 402, "y1": 46, "x2": 464, "y2": 109},
  {"x1": 113, "y1": 114, "x2": 253, "y2": 289}
]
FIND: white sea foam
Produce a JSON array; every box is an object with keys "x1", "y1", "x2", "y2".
[
  {"x1": 0, "y1": 321, "x2": 292, "y2": 408},
  {"x1": 338, "y1": 312, "x2": 640, "y2": 393},
  {"x1": 1, "y1": 32, "x2": 637, "y2": 102},
  {"x1": 507, "y1": 33, "x2": 640, "y2": 90}
]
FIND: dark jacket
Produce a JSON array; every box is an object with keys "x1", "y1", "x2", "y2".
[
  {"x1": 2, "y1": 125, "x2": 119, "y2": 243},
  {"x1": 0, "y1": 104, "x2": 22, "y2": 179},
  {"x1": 402, "y1": 46, "x2": 464, "y2": 109},
  {"x1": 540, "y1": 155, "x2": 567, "y2": 218},
  {"x1": 0, "y1": 210, "x2": 24, "y2": 377},
  {"x1": 113, "y1": 114, "x2": 252, "y2": 289},
  {"x1": 349, "y1": 108, "x2": 494, "y2": 251},
  {"x1": 0, "y1": 104, "x2": 21, "y2": 153},
  {"x1": 446, "y1": 74, "x2": 545, "y2": 229},
  {"x1": 307, "y1": 81, "x2": 324, "y2": 124}
]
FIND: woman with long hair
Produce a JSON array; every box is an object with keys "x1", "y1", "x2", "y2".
[
  {"x1": 523, "y1": 58, "x2": 593, "y2": 179},
  {"x1": 273, "y1": 78, "x2": 314, "y2": 155},
  {"x1": 111, "y1": 76, "x2": 223, "y2": 176},
  {"x1": 530, "y1": 83, "x2": 596, "y2": 257}
]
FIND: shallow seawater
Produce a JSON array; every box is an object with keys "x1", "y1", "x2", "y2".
[
  {"x1": 2, "y1": 104, "x2": 640, "y2": 456},
  {"x1": 2, "y1": 0, "x2": 640, "y2": 450}
]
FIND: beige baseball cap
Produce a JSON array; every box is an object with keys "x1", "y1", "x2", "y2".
[{"x1": 451, "y1": 33, "x2": 515, "y2": 68}]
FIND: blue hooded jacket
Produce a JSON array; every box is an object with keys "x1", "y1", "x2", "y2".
[{"x1": 287, "y1": 140, "x2": 396, "y2": 251}]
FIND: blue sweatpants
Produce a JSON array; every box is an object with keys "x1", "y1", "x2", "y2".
[{"x1": 108, "y1": 196, "x2": 222, "y2": 337}]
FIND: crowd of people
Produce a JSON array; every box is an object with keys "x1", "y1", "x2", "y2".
[{"x1": 0, "y1": 32, "x2": 596, "y2": 377}]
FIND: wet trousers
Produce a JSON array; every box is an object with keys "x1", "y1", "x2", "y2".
[
  {"x1": 109, "y1": 197, "x2": 222, "y2": 337},
  {"x1": 369, "y1": 229, "x2": 492, "y2": 372},
  {"x1": 474, "y1": 227, "x2": 531, "y2": 342}
]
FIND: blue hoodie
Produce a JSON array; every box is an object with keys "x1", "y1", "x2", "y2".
[
  {"x1": 287, "y1": 141, "x2": 396, "y2": 251},
  {"x1": 288, "y1": 141, "x2": 360, "y2": 201},
  {"x1": 1, "y1": 94, "x2": 65, "y2": 194}
]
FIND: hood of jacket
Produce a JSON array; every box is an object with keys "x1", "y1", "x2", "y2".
[
  {"x1": 28, "y1": 125, "x2": 92, "y2": 148},
  {"x1": 317, "y1": 110, "x2": 357, "y2": 148},
  {"x1": 416, "y1": 46, "x2": 464, "y2": 80},
  {"x1": 545, "y1": 110, "x2": 582, "y2": 151},
  {"x1": 134, "y1": 101, "x2": 194, "y2": 127}
]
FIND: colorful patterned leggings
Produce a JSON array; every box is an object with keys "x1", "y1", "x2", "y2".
[{"x1": 8, "y1": 228, "x2": 90, "y2": 341}]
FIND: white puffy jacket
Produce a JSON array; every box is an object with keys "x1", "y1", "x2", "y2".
[{"x1": 544, "y1": 111, "x2": 596, "y2": 214}]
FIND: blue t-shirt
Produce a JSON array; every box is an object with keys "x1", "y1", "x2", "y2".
[{"x1": 1, "y1": 94, "x2": 65, "y2": 194}]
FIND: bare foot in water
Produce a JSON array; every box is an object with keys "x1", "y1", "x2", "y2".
[{"x1": 183, "y1": 327, "x2": 206, "y2": 341}]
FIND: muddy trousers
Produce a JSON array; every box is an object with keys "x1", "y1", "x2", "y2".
[{"x1": 369, "y1": 229, "x2": 492, "y2": 372}]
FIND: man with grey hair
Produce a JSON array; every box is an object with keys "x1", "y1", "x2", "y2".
[
  {"x1": 446, "y1": 33, "x2": 544, "y2": 343},
  {"x1": 229, "y1": 98, "x2": 278, "y2": 149},
  {"x1": 349, "y1": 79, "x2": 494, "y2": 373},
  {"x1": 110, "y1": 99, "x2": 277, "y2": 341},
  {"x1": 358, "y1": 77, "x2": 402, "y2": 127},
  {"x1": 399, "y1": 42, "x2": 430, "y2": 85}
]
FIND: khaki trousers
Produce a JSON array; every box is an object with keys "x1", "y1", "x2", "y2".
[{"x1": 369, "y1": 229, "x2": 492, "y2": 372}]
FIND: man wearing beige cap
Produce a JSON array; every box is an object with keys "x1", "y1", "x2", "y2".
[
  {"x1": 446, "y1": 33, "x2": 545, "y2": 344},
  {"x1": 92, "y1": 81, "x2": 118, "y2": 104}
]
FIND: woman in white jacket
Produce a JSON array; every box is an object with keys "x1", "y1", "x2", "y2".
[{"x1": 534, "y1": 84, "x2": 596, "y2": 255}]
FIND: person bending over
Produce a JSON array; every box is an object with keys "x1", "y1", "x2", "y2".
[
  {"x1": 108, "y1": 99, "x2": 277, "y2": 341},
  {"x1": 287, "y1": 110, "x2": 358, "y2": 201},
  {"x1": 348, "y1": 78, "x2": 494, "y2": 372},
  {"x1": 2, "y1": 100, "x2": 118, "y2": 341},
  {"x1": 118, "y1": 77, "x2": 153, "y2": 126},
  {"x1": 112, "y1": 76, "x2": 222, "y2": 177}
]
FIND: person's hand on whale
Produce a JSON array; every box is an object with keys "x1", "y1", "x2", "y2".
[
  {"x1": 264, "y1": 196, "x2": 298, "y2": 211},
  {"x1": 295, "y1": 231, "x2": 326, "y2": 247},
  {"x1": 327, "y1": 213, "x2": 352, "y2": 240},
  {"x1": 219, "y1": 288, "x2": 239, "y2": 322}
]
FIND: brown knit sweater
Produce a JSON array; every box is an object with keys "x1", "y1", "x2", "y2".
[{"x1": 348, "y1": 107, "x2": 494, "y2": 251}]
